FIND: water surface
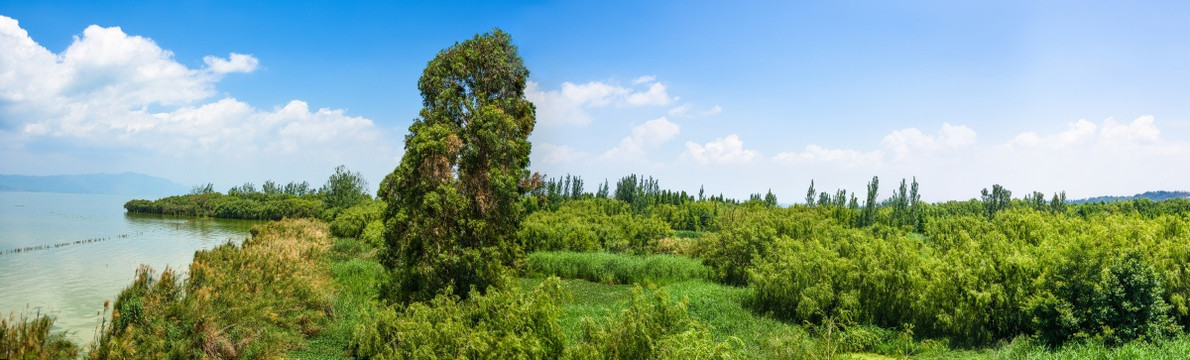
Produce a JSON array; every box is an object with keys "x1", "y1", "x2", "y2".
[{"x1": 0, "y1": 192, "x2": 257, "y2": 345}]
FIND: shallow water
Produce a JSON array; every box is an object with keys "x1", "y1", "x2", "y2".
[{"x1": 0, "y1": 192, "x2": 256, "y2": 346}]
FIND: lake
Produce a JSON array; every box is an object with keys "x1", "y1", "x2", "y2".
[{"x1": 0, "y1": 192, "x2": 257, "y2": 346}]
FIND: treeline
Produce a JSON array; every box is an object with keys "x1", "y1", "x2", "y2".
[
  {"x1": 1073, "y1": 190, "x2": 1190, "y2": 204},
  {"x1": 123, "y1": 165, "x2": 370, "y2": 221}
]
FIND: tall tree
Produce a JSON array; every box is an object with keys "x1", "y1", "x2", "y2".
[
  {"x1": 321, "y1": 165, "x2": 370, "y2": 211},
  {"x1": 909, "y1": 177, "x2": 922, "y2": 231},
  {"x1": 1051, "y1": 191, "x2": 1067, "y2": 214},
  {"x1": 806, "y1": 180, "x2": 816, "y2": 207},
  {"x1": 378, "y1": 29, "x2": 536, "y2": 303},
  {"x1": 980, "y1": 184, "x2": 1012, "y2": 219},
  {"x1": 861, "y1": 176, "x2": 879, "y2": 227}
]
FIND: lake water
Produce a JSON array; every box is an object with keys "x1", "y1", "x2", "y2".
[{"x1": 0, "y1": 192, "x2": 257, "y2": 346}]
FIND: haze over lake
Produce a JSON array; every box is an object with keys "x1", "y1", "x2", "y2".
[{"x1": 0, "y1": 192, "x2": 256, "y2": 345}]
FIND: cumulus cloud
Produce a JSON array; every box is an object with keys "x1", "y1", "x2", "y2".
[
  {"x1": 772, "y1": 145, "x2": 884, "y2": 168},
  {"x1": 0, "y1": 16, "x2": 390, "y2": 180},
  {"x1": 632, "y1": 75, "x2": 656, "y2": 85},
  {"x1": 1002, "y1": 116, "x2": 1177, "y2": 156},
  {"x1": 1100, "y1": 115, "x2": 1161, "y2": 148},
  {"x1": 668, "y1": 104, "x2": 722, "y2": 118},
  {"x1": 601, "y1": 117, "x2": 680, "y2": 162},
  {"x1": 204, "y1": 53, "x2": 259, "y2": 74},
  {"x1": 1005, "y1": 119, "x2": 1096, "y2": 149},
  {"x1": 533, "y1": 143, "x2": 586, "y2": 164},
  {"x1": 526, "y1": 78, "x2": 677, "y2": 126},
  {"x1": 881, "y1": 122, "x2": 977, "y2": 160},
  {"x1": 683, "y1": 134, "x2": 758, "y2": 165},
  {"x1": 625, "y1": 82, "x2": 675, "y2": 106}
]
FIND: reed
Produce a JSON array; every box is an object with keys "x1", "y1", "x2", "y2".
[{"x1": 0, "y1": 309, "x2": 80, "y2": 359}]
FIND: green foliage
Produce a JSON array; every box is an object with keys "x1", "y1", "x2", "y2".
[
  {"x1": 982, "y1": 184, "x2": 1013, "y2": 219},
  {"x1": 351, "y1": 278, "x2": 567, "y2": 359},
  {"x1": 124, "y1": 192, "x2": 324, "y2": 220},
  {"x1": 860, "y1": 176, "x2": 879, "y2": 227},
  {"x1": 566, "y1": 286, "x2": 739, "y2": 359},
  {"x1": 697, "y1": 199, "x2": 1190, "y2": 348},
  {"x1": 1027, "y1": 248, "x2": 1177, "y2": 347},
  {"x1": 526, "y1": 251, "x2": 711, "y2": 285},
  {"x1": 698, "y1": 206, "x2": 833, "y2": 285},
  {"x1": 359, "y1": 220, "x2": 385, "y2": 248},
  {"x1": 328, "y1": 199, "x2": 384, "y2": 239},
  {"x1": 517, "y1": 198, "x2": 673, "y2": 253},
  {"x1": 987, "y1": 334, "x2": 1190, "y2": 359},
  {"x1": 320, "y1": 165, "x2": 371, "y2": 212},
  {"x1": 379, "y1": 29, "x2": 536, "y2": 303},
  {"x1": 89, "y1": 219, "x2": 334, "y2": 359},
  {"x1": 0, "y1": 312, "x2": 79, "y2": 359}
]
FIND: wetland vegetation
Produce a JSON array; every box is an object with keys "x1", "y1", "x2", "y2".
[{"x1": 8, "y1": 29, "x2": 1190, "y2": 359}]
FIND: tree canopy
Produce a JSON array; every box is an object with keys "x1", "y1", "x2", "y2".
[{"x1": 378, "y1": 29, "x2": 536, "y2": 303}]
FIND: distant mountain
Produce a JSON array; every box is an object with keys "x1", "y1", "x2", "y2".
[
  {"x1": 0, "y1": 172, "x2": 188, "y2": 197},
  {"x1": 1071, "y1": 190, "x2": 1190, "y2": 204}
]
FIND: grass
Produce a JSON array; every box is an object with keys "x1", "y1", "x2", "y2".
[
  {"x1": 289, "y1": 237, "x2": 385, "y2": 359},
  {"x1": 526, "y1": 251, "x2": 712, "y2": 285}
]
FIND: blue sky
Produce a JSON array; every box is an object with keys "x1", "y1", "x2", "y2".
[{"x1": 2, "y1": 1, "x2": 1189, "y2": 201}]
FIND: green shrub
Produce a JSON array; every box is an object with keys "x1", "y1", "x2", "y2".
[
  {"x1": 697, "y1": 206, "x2": 831, "y2": 285},
  {"x1": 124, "y1": 192, "x2": 324, "y2": 220},
  {"x1": 1027, "y1": 248, "x2": 1178, "y2": 346},
  {"x1": 526, "y1": 251, "x2": 711, "y2": 285},
  {"x1": 518, "y1": 198, "x2": 673, "y2": 254},
  {"x1": 351, "y1": 277, "x2": 567, "y2": 359},
  {"x1": 566, "y1": 286, "x2": 738, "y2": 359},
  {"x1": 360, "y1": 219, "x2": 385, "y2": 248},
  {"x1": 329, "y1": 200, "x2": 385, "y2": 238}
]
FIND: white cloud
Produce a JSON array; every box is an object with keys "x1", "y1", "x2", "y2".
[
  {"x1": 625, "y1": 82, "x2": 674, "y2": 106},
  {"x1": 526, "y1": 78, "x2": 677, "y2": 126},
  {"x1": 881, "y1": 122, "x2": 977, "y2": 160},
  {"x1": 204, "y1": 53, "x2": 259, "y2": 74},
  {"x1": 1005, "y1": 119, "x2": 1097, "y2": 149},
  {"x1": 772, "y1": 145, "x2": 884, "y2": 168},
  {"x1": 601, "y1": 117, "x2": 680, "y2": 162},
  {"x1": 0, "y1": 16, "x2": 391, "y2": 182},
  {"x1": 668, "y1": 104, "x2": 722, "y2": 118},
  {"x1": 1100, "y1": 115, "x2": 1160, "y2": 148},
  {"x1": 1001, "y1": 116, "x2": 1179, "y2": 157},
  {"x1": 632, "y1": 75, "x2": 656, "y2": 85},
  {"x1": 683, "y1": 134, "x2": 758, "y2": 165},
  {"x1": 533, "y1": 143, "x2": 585, "y2": 164}
]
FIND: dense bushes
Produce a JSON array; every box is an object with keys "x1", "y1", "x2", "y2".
[
  {"x1": 567, "y1": 286, "x2": 738, "y2": 359},
  {"x1": 329, "y1": 199, "x2": 384, "y2": 239},
  {"x1": 518, "y1": 198, "x2": 672, "y2": 254},
  {"x1": 1027, "y1": 249, "x2": 1177, "y2": 346},
  {"x1": 352, "y1": 278, "x2": 568, "y2": 359},
  {"x1": 124, "y1": 192, "x2": 324, "y2": 220},
  {"x1": 526, "y1": 251, "x2": 711, "y2": 285},
  {"x1": 698, "y1": 205, "x2": 834, "y2": 285},
  {"x1": 732, "y1": 205, "x2": 1190, "y2": 347}
]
